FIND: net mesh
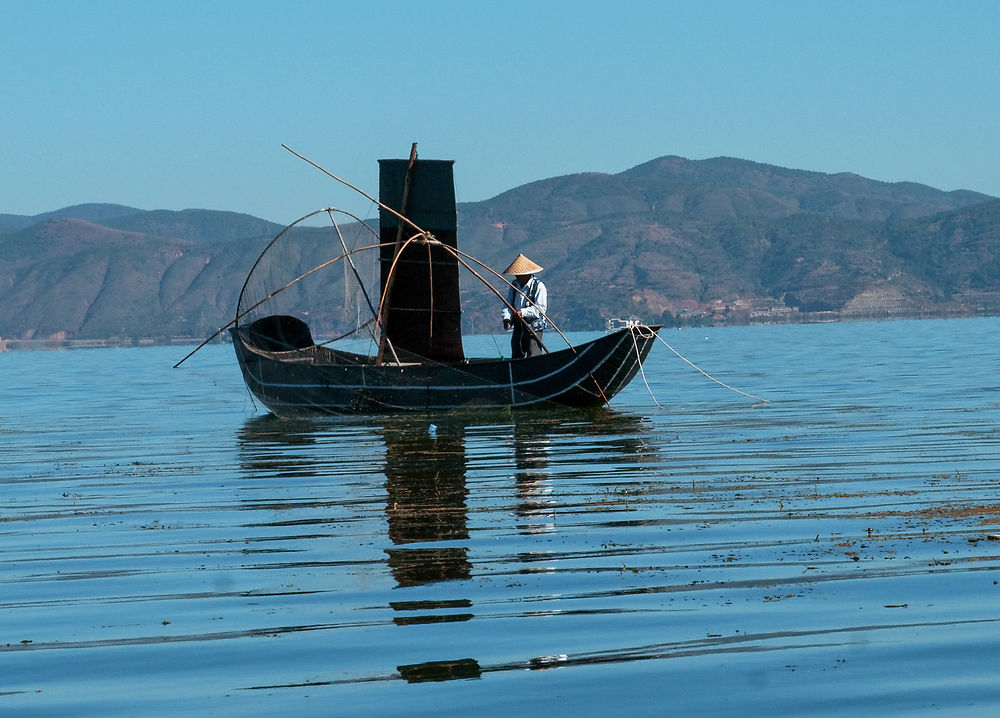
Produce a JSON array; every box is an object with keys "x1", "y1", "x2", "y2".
[{"x1": 236, "y1": 209, "x2": 384, "y2": 351}]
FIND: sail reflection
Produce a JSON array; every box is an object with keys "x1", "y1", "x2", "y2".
[
  {"x1": 379, "y1": 418, "x2": 478, "y2": 679},
  {"x1": 382, "y1": 420, "x2": 471, "y2": 586}
]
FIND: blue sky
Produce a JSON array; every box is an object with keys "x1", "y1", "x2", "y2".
[{"x1": 3, "y1": 0, "x2": 998, "y2": 224}]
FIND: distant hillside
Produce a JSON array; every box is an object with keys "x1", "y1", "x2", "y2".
[
  {"x1": 1, "y1": 155, "x2": 998, "y2": 343},
  {"x1": 0, "y1": 212, "x2": 344, "y2": 341},
  {"x1": 0, "y1": 218, "x2": 206, "y2": 339},
  {"x1": 0, "y1": 214, "x2": 35, "y2": 234},
  {"x1": 456, "y1": 156, "x2": 997, "y2": 328},
  {"x1": 886, "y1": 199, "x2": 1000, "y2": 296},
  {"x1": 103, "y1": 209, "x2": 282, "y2": 244},
  {"x1": 32, "y1": 203, "x2": 144, "y2": 224},
  {"x1": 622, "y1": 156, "x2": 986, "y2": 220}
]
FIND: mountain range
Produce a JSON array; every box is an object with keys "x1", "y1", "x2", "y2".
[{"x1": 2, "y1": 155, "x2": 998, "y2": 344}]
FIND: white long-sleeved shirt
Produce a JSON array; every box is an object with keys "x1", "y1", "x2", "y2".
[{"x1": 501, "y1": 276, "x2": 548, "y2": 331}]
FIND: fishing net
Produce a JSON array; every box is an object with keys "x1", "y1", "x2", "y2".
[{"x1": 235, "y1": 209, "x2": 384, "y2": 352}]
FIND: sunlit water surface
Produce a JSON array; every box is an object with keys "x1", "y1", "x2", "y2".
[{"x1": 3, "y1": 318, "x2": 1000, "y2": 716}]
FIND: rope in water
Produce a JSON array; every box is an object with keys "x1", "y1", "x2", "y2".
[
  {"x1": 630, "y1": 327, "x2": 663, "y2": 409},
  {"x1": 633, "y1": 324, "x2": 770, "y2": 405}
]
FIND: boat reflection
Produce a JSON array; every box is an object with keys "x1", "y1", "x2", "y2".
[{"x1": 236, "y1": 407, "x2": 655, "y2": 684}]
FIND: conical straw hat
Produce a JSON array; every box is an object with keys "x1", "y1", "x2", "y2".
[{"x1": 503, "y1": 253, "x2": 543, "y2": 275}]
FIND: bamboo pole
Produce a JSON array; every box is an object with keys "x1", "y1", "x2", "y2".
[{"x1": 282, "y1": 145, "x2": 425, "y2": 237}]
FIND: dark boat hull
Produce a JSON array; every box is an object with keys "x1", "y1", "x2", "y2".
[{"x1": 230, "y1": 324, "x2": 661, "y2": 415}]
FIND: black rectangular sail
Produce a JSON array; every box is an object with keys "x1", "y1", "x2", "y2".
[{"x1": 377, "y1": 157, "x2": 464, "y2": 363}]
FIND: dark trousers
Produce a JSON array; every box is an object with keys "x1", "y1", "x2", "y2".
[{"x1": 511, "y1": 321, "x2": 543, "y2": 359}]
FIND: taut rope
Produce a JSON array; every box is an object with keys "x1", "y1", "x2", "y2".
[{"x1": 633, "y1": 324, "x2": 769, "y2": 405}]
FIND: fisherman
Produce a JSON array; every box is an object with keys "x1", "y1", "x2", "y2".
[{"x1": 501, "y1": 253, "x2": 548, "y2": 359}]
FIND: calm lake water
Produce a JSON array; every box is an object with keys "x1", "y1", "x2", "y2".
[{"x1": 3, "y1": 318, "x2": 1000, "y2": 716}]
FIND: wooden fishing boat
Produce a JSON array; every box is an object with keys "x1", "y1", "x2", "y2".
[
  {"x1": 227, "y1": 149, "x2": 661, "y2": 415},
  {"x1": 231, "y1": 314, "x2": 659, "y2": 414}
]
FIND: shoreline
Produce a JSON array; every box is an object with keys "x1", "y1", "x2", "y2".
[{"x1": 1, "y1": 310, "x2": 996, "y2": 352}]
